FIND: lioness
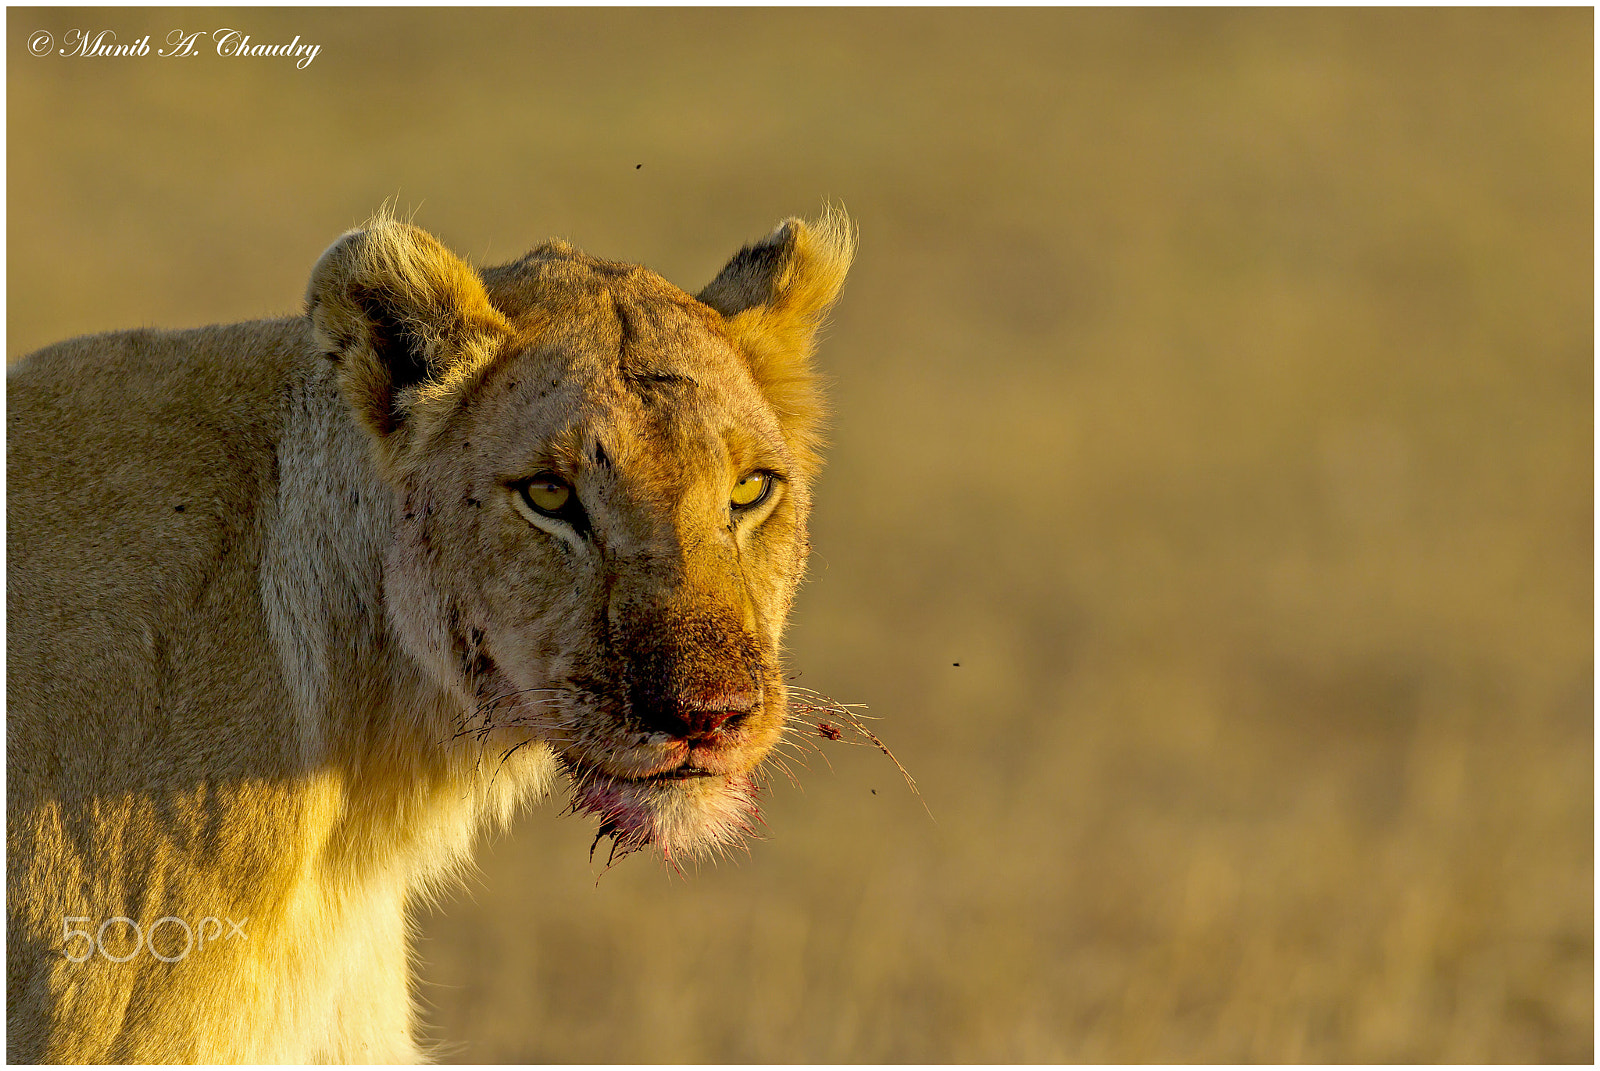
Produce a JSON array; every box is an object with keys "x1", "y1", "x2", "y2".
[{"x1": 7, "y1": 209, "x2": 853, "y2": 1062}]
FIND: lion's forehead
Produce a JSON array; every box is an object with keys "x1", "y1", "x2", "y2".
[
  {"x1": 465, "y1": 266, "x2": 786, "y2": 469},
  {"x1": 473, "y1": 344, "x2": 780, "y2": 460}
]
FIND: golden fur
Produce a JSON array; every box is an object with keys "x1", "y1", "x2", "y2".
[{"x1": 6, "y1": 209, "x2": 854, "y2": 1062}]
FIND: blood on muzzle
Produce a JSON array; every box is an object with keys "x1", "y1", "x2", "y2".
[{"x1": 619, "y1": 607, "x2": 765, "y2": 742}]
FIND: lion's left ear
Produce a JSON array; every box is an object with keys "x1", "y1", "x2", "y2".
[{"x1": 697, "y1": 208, "x2": 856, "y2": 477}]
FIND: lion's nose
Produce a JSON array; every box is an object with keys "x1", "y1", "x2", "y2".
[{"x1": 644, "y1": 687, "x2": 759, "y2": 741}]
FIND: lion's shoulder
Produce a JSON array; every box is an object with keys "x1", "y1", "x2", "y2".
[{"x1": 7, "y1": 320, "x2": 315, "y2": 797}]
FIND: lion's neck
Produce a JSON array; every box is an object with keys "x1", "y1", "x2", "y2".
[{"x1": 261, "y1": 355, "x2": 555, "y2": 880}]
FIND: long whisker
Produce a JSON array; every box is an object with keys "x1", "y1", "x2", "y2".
[{"x1": 786, "y1": 687, "x2": 931, "y2": 823}]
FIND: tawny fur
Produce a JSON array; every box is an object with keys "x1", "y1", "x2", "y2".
[{"x1": 6, "y1": 210, "x2": 853, "y2": 1063}]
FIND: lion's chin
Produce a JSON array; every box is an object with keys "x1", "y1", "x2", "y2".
[{"x1": 566, "y1": 764, "x2": 761, "y2": 865}]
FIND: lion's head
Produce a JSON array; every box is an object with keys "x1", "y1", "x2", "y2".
[{"x1": 305, "y1": 211, "x2": 853, "y2": 862}]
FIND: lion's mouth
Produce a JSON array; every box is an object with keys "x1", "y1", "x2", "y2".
[{"x1": 561, "y1": 755, "x2": 722, "y2": 786}]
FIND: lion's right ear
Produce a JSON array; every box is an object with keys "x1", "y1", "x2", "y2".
[
  {"x1": 306, "y1": 219, "x2": 510, "y2": 468},
  {"x1": 697, "y1": 208, "x2": 855, "y2": 479}
]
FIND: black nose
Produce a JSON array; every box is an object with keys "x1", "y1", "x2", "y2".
[{"x1": 637, "y1": 686, "x2": 758, "y2": 741}]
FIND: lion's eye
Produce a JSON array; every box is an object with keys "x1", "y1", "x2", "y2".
[
  {"x1": 521, "y1": 474, "x2": 573, "y2": 516},
  {"x1": 731, "y1": 470, "x2": 774, "y2": 510}
]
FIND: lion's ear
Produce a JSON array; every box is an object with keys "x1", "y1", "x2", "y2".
[
  {"x1": 697, "y1": 208, "x2": 855, "y2": 476},
  {"x1": 307, "y1": 218, "x2": 510, "y2": 466}
]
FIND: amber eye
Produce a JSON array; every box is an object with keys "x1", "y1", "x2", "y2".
[
  {"x1": 731, "y1": 470, "x2": 774, "y2": 510},
  {"x1": 520, "y1": 473, "x2": 573, "y2": 516}
]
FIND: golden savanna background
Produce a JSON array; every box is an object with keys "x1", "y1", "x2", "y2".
[{"x1": 7, "y1": 8, "x2": 1591, "y2": 1062}]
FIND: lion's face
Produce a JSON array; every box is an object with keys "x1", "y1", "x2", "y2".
[
  {"x1": 307, "y1": 216, "x2": 853, "y2": 861},
  {"x1": 394, "y1": 264, "x2": 812, "y2": 860}
]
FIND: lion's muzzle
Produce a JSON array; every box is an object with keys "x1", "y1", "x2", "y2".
[{"x1": 620, "y1": 606, "x2": 769, "y2": 744}]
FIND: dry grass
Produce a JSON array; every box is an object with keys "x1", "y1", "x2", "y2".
[{"x1": 8, "y1": 8, "x2": 1590, "y2": 1061}]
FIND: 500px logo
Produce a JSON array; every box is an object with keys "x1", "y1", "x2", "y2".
[
  {"x1": 27, "y1": 28, "x2": 322, "y2": 68},
  {"x1": 62, "y1": 916, "x2": 248, "y2": 963}
]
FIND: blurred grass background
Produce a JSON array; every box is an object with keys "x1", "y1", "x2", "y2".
[{"x1": 8, "y1": 7, "x2": 1592, "y2": 1062}]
